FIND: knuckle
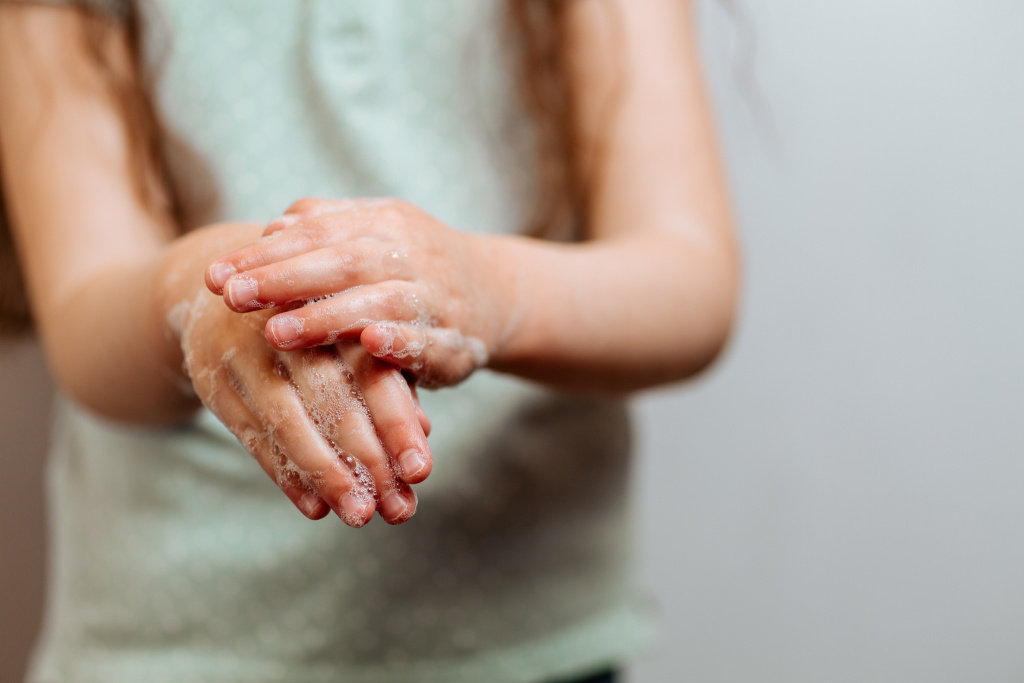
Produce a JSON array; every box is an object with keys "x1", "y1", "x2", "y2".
[
  {"x1": 227, "y1": 247, "x2": 258, "y2": 271},
  {"x1": 382, "y1": 287, "x2": 412, "y2": 315},
  {"x1": 287, "y1": 197, "x2": 322, "y2": 213},
  {"x1": 291, "y1": 223, "x2": 323, "y2": 249},
  {"x1": 261, "y1": 395, "x2": 300, "y2": 433},
  {"x1": 330, "y1": 244, "x2": 360, "y2": 272},
  {"x1": 247, "y1": 268, "x2": 276, "y2": 296},
  {"x1": 387, "y1": 197, "x2": 411, "y2": 212},
  {"x1": 235, "y1": 248, "x2": 279, "y2": 273},
  {"x1": 375, "y1": 199, "x2": 408, "y2": 227},
  {"x1": 347, "y1": 347, "x2": 382, "y2": 377},
  {"x1": 360, "y1": 365, "x2": 397, "y2": 396},
  {"x1": 256, "y1": 267, "x2": 294, "y2": 301}
]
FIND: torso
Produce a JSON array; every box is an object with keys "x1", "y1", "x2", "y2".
[{"x1": 30, "y1": 3, "x2": 652, "y2": 681}]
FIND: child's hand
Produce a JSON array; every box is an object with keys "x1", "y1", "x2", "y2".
[
  {"x1": 204, "y1": 198, "x2": 517, "y2": 389},
  {"x1": 174, "y1": 290, "x2": 432, "y2": 527}
]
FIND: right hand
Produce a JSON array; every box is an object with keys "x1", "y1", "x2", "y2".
[{"x1": 173, "y1": 277, "x2": 432, "y2": 527}]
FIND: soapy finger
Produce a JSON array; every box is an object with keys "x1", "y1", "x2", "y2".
[
  {"x1": 207, "y1": 208, "x2": 371, "y2": 293},
  {"x1": 264, "y1": 282, "x2": 427, "y2": 350},
  {"x1": 224, "y1": 349, "x2": 377, "y2": 527},
  {"x1": 336, "y1": 344, "x2": 432, "y2": 485},
  {"x1": 408, "y1": 379, "x2": 431, "y2": 437},
  {"x1": 281, "y1": 345, "x2": 419, "y2": 524},
  {"x1": 187, "y1": 354, "x2": 329, "y2": 520},
  {"x1": 207, "y1": 198, "x2": 409, "y2": 293},
  {"x1": 219, "y1": 242, "x2": 410, "y2": 312},
  {"x1": 360, "y1": 322, "x2": 488, "y2": 389},
  {"x1": 264, "y1": 197, "x2": 355, "y2": 235}
]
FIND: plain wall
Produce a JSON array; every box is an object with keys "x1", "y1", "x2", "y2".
[
  {"x1": 2, "y1": 2, "x2": 1023, "y2": 682},
  {"x1": 630, "y1": 1, "x2": 1024, "y2": 681}
]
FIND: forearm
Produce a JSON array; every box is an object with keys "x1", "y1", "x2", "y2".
[
  {"x1": 40, "y1": 255, "x2": 188, "y2": 423},
  {"x1": 488, "y1": 0, "x2": 739, "y2": 392},
  {"x1": 486, "y1": 229, "x2": 740, "y2": 392},
  {"x1": 38, "y1": 223, "x2": 262, "y2": 425}
]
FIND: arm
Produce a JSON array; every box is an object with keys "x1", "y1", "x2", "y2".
[
  {"x1": 206, "y1": 0, "x2": 739, "y2": 393},
  {"x1": 0, "y1": 5, "x2": 428, "y2": 525},
  {"x1": 494, "y1": 0, "x2": 739, "y2": 390},
  {"x1": 0, "y1": 5, "x2": 193, "y2": 422}
]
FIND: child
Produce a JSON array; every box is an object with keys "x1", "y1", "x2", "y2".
[{"x1": 0, "y1": 1, "x2": 738, "y2": 681}]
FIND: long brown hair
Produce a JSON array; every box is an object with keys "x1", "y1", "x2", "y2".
[{"x1": 0, "y1": 0, "x2": 587, "y2": 334}]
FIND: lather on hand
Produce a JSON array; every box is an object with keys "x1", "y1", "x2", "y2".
[
  {"x1": 205, "y1": 197, "x2": 521, "y2": 390},
  {"x1": 168, "y1": 224, "x2": 433, "y2": 527}
]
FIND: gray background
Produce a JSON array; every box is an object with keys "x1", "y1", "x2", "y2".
[{"x1": 2, "y1": 1, "x2": 1023, "y2": 681}]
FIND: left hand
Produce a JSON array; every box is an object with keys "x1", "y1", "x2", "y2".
[
  {"x1": 166, "y1": 226, "x2": 434, "y2": 526},
  {"x1": 205, "y1": 198, "x2": 518, "y2": 388}
]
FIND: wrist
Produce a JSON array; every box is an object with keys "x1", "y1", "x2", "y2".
[
  {"x1": 152, "y1": 222, "x2": 266, "y2": 381},
  {"x1": 471, "y1": 233, "x2": 556, "y2": 369}
]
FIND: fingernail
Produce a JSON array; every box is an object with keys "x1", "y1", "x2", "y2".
[
  {"x1": 379, "y1": 491, "x2": 409, "y2": 520},
  {"x1": 268, "y1": 316, "x2": 302, "y2": 345},
  {"x1": 226, "y1": 276, "x2": 259, "y2": 309},
  {"x1": 298, "y1": 491, "x2": 322, "y2": 518},
  {"x1": 209, "y1": 262, "x2": 236, "y2": 290},
  {"x1": 399, "y1": 449, "x2": 427, "y2": 479},
  {"x1": 338, "y1": 492, "x2": 372, "y2": 527}
]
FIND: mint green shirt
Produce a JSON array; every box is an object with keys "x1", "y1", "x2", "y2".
[{"x1": 29, "y1": 2, "x2": 655, "y2": 681}]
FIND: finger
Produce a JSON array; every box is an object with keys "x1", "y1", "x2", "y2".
[
  {"x1": 206, "y1": 199, "x2": 404, "y2": 293},
  {"x1": 337, "y1": 344, "x2": 432, "y2": 485},
  {"x1": 264, "y1": 197, "x2": 355, "y2": 236},
  {"x1": 266, "y1": 197, "x2": 405, "y2": 236},
  {"x1": 360, "y1": 322, "x2": 489, "y2": 389},
  {"x1": 206, "y1": 207, "x2": 370, "y2": 294},
  {"x1": 225, "y1": 351, "x2": 377, "y2": 527},
  {"x1": 220, "y1": 243, "x2": 410, "y2": 312},
  {"x1": 407, "y1": 379, "x2": 431, "y2": 437},
  {"x1": 264, "y1": 282, "x2": 427, "y2": 350},
  {"x1": 190, "y1": 360, "x2": 329, "y2": 520},
  {"x1": 281, "y1": 346, "x2": 419, "y2": 524},
  {"x1": 205, "y1": 228, "x2": 320, "y2": 295}
]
